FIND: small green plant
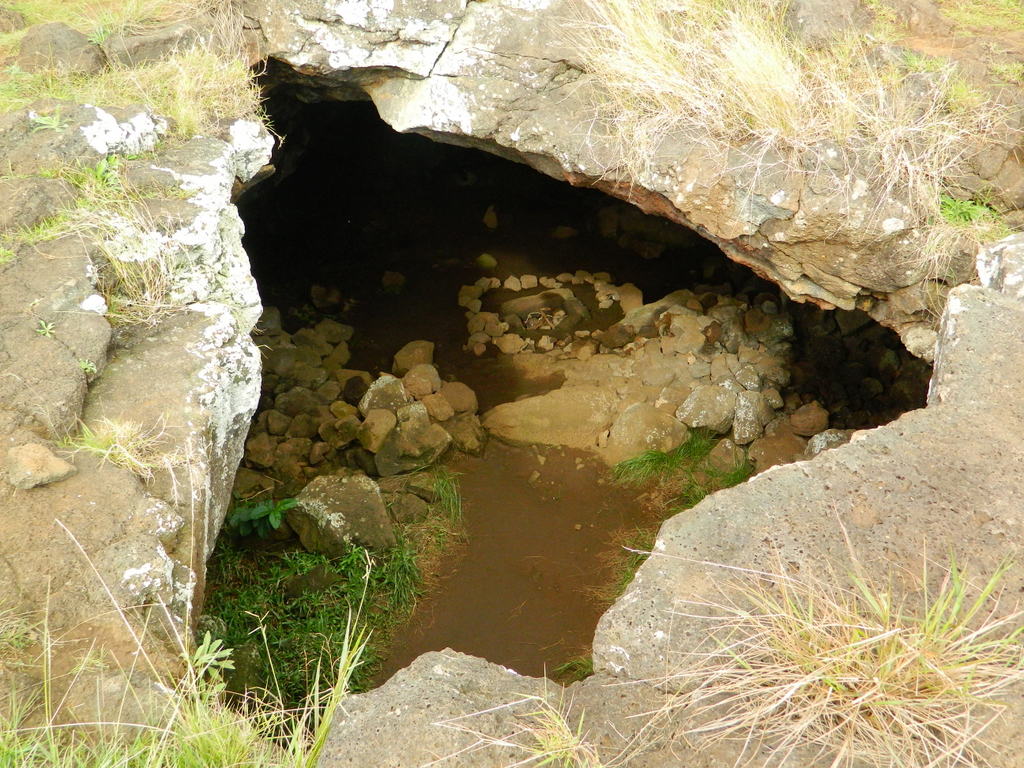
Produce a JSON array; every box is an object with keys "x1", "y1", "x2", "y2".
[
  {"x1": 226, "y1": 496, "x2": 298, "y2": 538},
  {"x1": 939, "y1": 192, "x2": 1001, "y2": 226},
  {"x1": 378, "y1": 535, "x2": 422, "y2": 611},
  {"x1": 0, "y1": 604, "x2": 35, "y2": 661},
  {"x1": 77, "y1": 358, "x2": 97, "y2": 375},
  {"x1": 902, "y1": 51, "x2": 946, "y2": 73},
  {"x1": 671, "y1": 555, "x2": 1024, "y2": 768},
  {"x1": 0, "y1": 245, "x2": 14, "y2": 265},
  {"x1": 29, "y1": 108, "x2": 67, "y2": 132},
  {"x1": 66, "y1": 155, "x2": 122, "y2": 193},
  {"x1": 34, "y1": 320, "x2": 55, "y2": 337},
  {"x1": 520, "y1": 695, "x2": 603, "y2": 768}
]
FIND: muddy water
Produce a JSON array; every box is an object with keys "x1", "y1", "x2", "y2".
[{"x1": 377, "y1": 442, "x2": 647, "y2": 681}]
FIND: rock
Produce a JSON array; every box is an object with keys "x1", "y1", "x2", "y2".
[
  {"x1": 286, "y1": 413, "x2": 319, "y2": 439},
  {"x1": 384, "y1": 491, "x2": 430, "y2": 524},
  {"x1": 789, "y1": 401, "x2": 829, "y2": 436},
  {"x1": 446, "y1": 413, "x2": 486, "y2": 455},
  {"x1": 520, "y1": 274, "x2": 538, "y2": 289},
  {"x1": 322, "y1": 342, "x2": 352, "y2": 371},
  {"x1": 314, "y1": 318, "x2": 354, "y2": 344},
  {"x1": 805, "y1": 428, "x2": 854, "y2": 457},
  {"x1": 374, "y1": 403, "x2": 453, "y2": 476},
  {"x1": 6, "y1": 443, "x2": 76, "y2": 489},
  {"x1": 341, "y1": 372, "x2": 371, "y2": 404},
  {"x1": 309, "y1": 442, "x2": 331, "y2": 465},
  {"x1": 283, "y1": 564, "x2": 343, "y2": 599},
  {"x1": 0, "y1": 178, "x2": 76, "y2": 232},
  {"x1": 440, "y1": 381, "x2": 478, "y2": 413},
  {"x1": 475, "y1": 252, "x2": 497, "y2": 270},
  {"x1": 604, "y1": 403, "x2": 689, "y2": 465},
  {"x1": 378, "y1": 472, "x2": 437, "y2": 503},
  {"x1": 457, "y1": 284, "x2": 484, "y2": 309},
  {"x1": 16, "y1": 22, "x2": 105, "y2": 74},
  {"x1": 503, "y1": 275, "x2": 522, "y2": 291},
  {"x1": 551, "y1": 225, "x2": 577, "y2": 239},
  {"x1": 101, "y1": 16, "x2": 210, "y2": 66},
  {"x1": 245, "y1": 432, "x2": 278, "y2": 468},
  {"x1": 734, "y1": 364, "x2": 762, "y2": 391},
  {"x1": 358, "y1": 375, "x2": 411, "y2": 416},
  {"x1": 482, "y1": 205, "x2": 498, "y2": 229},
  {"x1": 748, "y1": 419, "x2": 808, "y2": 472},
  {"x1": 494, "y1": 334, "x2": 527, "y2": 354},
  {"x1": 403, "y1": 363, "x2": 441, "y2": 398},
  {"x1": 731, "y1": 391, "x2": 774, "y2": 445},
  {"x1": 275, "y1": 387, "x2": 322, "y2": 417},
  {"x1": 617, "y1": 283, "x2": 643, "y2": 313},
  {"x1": 320, "y1": 416, "x2": 360, "y2": 449},
  {"x1": 785, "y1": 0, "x2": 869, "y2": 45},
  {"x1": 329, "y1": 401, "x2": 359, "y2": 420},
  {"x1": 392, "y1": 340, "x2": 434, "y2": 375},
  {"x1": 358, "y1": 409, "x2": 397, "y2": 453},
  {"x1": 482, "y1": 386, "x2": 618, "y2": 449},
  {"x1": 290, "y1": 470, "x2": 396, "y2": 552},
  {"x1": 707, "y1": 438, "x2": 746, "y2": 473},
  {"x1": 318, "y1": 650, "x2": 551, "y2": 768},
  {"x1": 421, "y1": 392, "x2": 455, "y2": 421},
  {"x1": 675, "y1": 385, "x2": 737, "y2": 434},
  {"x1": 381, "y1": 270, "x2": 406, "y2": 293},
  {"x1": 0, "y1": 6, "x2": 26, "y2": 33},
  {"x1": 762, "y1": 387, "x2": 784, "y2": 409},
  {"x1": 233, "y1": 467, "x2": 273, "y2": 499}
]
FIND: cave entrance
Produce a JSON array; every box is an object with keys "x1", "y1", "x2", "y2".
[{"x1": 207, "y1": 95, "x2": 930, "y2": 701}]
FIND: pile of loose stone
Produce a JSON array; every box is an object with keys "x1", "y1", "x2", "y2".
[
  {"x1": 236, "y1": 308, "x2": 484, "y2": 513},
  {"x1": 475, "y1": 277, "x2": 853, "y2": 470}
]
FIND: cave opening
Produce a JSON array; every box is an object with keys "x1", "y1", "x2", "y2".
[{"x1": 204, "y1": 93, "x2": 931, "y2": 702}]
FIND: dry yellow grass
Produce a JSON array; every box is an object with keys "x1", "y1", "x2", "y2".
[
  {"x1": 576, "y1": 0, "x2": 1013, "y2": 272},
  {"x1": 665, "y1": 555, "x2": 1024, "y2": 767}
]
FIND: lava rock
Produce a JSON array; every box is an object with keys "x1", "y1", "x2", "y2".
[
  {"x1": 374, "y1": 403, "x2": 452, "y2": 476},
  {"x1": 6, "y1": 443, "x2": 76, "y2": 489},
  {"x1": 358, "y1": 409, "x2": 397, "y2": 453},
  {"x1": 605, "y1": 403, "x2": 688, "y2": 465},
  {"x1": 17, "y1": 22, "x2": 105, "y2": 74},
  {"x1": 731, "y1": 391, "x2": 775, "y2": 445},
  {"x1": 675, "y1": 385, "x2": 737, "y2": 434},
  {"x1": 359, "y1": 375, "x2": 411, "y2": 416},
  {"x1": 789, "y1": 401, "x2": 829, "y2": 436},
  {"x1": 403, "y1": 363, "x2": 441, "y2": 398},
  {"x1": 384, "y1": 492, "x2": 430, "y2": 524},
  {"x1": 445, "y1": 413, "x2": 486, "y2": 455},
  {"x1": 289, "y1": 470, "x2": 396, "y2": 553},
  {"x1": 393, "y1": 340, "x2": 435, "y2": 376}
]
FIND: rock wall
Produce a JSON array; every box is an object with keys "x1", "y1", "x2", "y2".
[
  {"x1": 0, "y1": 97, "x2": 271, "y2": 717},
  {"x1": 242, "y1": 0, "x2": 1024, "y2": 361}
]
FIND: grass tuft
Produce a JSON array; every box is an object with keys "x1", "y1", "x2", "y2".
[
  {"x1": 552, "y1": 655, "x2": 594, "y2": 684},
  {"x1": 431, "y1": 467, "x2": 463, "y2": 524},
  {"x1": 668, "y1": 555, "x2": 1024, "y2": 767},
  {"x1": 575, "y1": 0, "x2": 1012, "y2": 278},
  {"x1": 612, "y1": 430, "x2": 715, "y2": 485},
  {"x1": 63, "y1": 417, "x2": 177, "y2": 479}
]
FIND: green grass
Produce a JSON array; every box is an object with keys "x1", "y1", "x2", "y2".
[
  {"x1": 670, "y1": 555, "x2": 1024, "y2": 767},
  {"x1": 612, "y1": 430, "x2": 715, "y2": 485},
  {"x1": 431, "y1": 467, "x2": 463, "y2": 524},
  {"x1": 939, "y1": 193, "x2": 1002, "y2": 227},
  {"x1": 991, "y1": 61, "x2": 1024, "y2": 85},
  {"x1": 0, "y1": 614, "x2": 365, "y2": 768},
  {"x1": 204, "y1": 538, "x2": 423, "y2": 707},
  {"x1": 937, "y1": 0, "x2": 1024, "y2": 31}
]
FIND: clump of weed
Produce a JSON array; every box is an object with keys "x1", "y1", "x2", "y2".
[
  {"x1": 613, "y1": 430, "x2": 715, "y2": 485},
  {"x1": 668, "y1": 555, "x2": 1024, "y2": 767},
  {"x1": 225, "y1": 496, "x2": 297, "y2": 538},
  {"x1": 63, "y1": 417, "x2": 178, "y2": 479},
  {"x1": 205, "y1": 538, "x2": 423, "y2": 706},
  {"x1": 431, "y1": 466, "x2": 463, "y2": 524}
]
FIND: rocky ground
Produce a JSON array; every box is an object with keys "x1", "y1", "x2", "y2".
[{"x1": 0, "y1": 14, "x2": 271, "y2": 722}]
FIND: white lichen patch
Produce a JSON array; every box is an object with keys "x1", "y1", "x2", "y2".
[
  {"x1": 79, "y1": 293, "x2": 108, "y2": 314},
  {"x1": 79, "y1": 106, "x2": 166, "y2": 156},
  {"x1": 882, "y1": 217, "x2": 906, "y2": 235}
]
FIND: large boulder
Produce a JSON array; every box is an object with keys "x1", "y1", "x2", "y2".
[
  {"x1": 482, "y1": 386, "x2": 618, "y2": 449},
  {"x1": 358, "y1": 374, "x2": 411, "y2": 416},
  {"x1": 290, "y1": 470, "x2": 397, "y2": 552}
]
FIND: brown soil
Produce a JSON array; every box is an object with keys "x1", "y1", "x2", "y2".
[{"x1": 376, "y1": 441, "x2": 648, "y2": 682}]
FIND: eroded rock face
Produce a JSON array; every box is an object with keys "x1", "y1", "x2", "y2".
[{"x1": 241, "y1": 0, "x2": 993, "y2": 358}]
